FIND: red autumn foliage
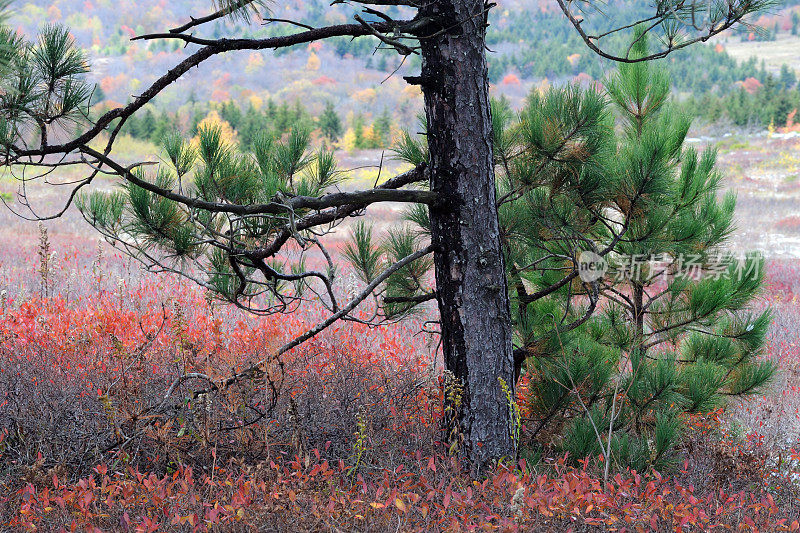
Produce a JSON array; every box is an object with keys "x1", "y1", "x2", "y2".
[
  {"x1": 8, "y1": 451, "x2": 796, "y2": 532},
  {"x1": 781, "y1": 109, "x2": 800, "y2": 133},
  {"x1": 2, "y1": 242, "x2": 800, "y2": 530},
  {"x1": 120, "y1": 25, "x2": 136, "y2": 39},
  {"x1": 572, "y1": 72, "x2": 593, "y2": 86},
  {"x1": 312, "y1": 75, "x2": 337, "y2": 86},
  {"x1": 777, "y1": 215, "x2": 800, "y2": 232},
  {"x1": 741, "y1": 77, "x2": 763, "y2": 94}
]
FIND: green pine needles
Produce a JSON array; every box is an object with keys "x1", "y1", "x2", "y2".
[
  {"x1": 509, "y1": 38, "x2": 775, "y2": 473},
  {"x1": 0, "y1": 23, "x2": 90, "y2": 146},
  {"x1": 78, "y1": 125, "x2": 342, "y2": 312}
]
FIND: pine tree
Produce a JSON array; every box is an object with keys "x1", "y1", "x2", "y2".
[
  {"x1": 374, "y1": 108, "x2": 392, "y2": 147},
  {"x1": 513, "y1": 39, "x2": 774, "y2": 473},
  {"x1": 352, "y1": 113, "x2": 365, "y2": 149},
  {"x1": 239, "y1": 104, "x2": 271, "y2": 149},
  {"x1": 139, "y1": 109, "x2": 157, "y2": 140},
  {"x1": 780, "y1": 64, "x2": 797, "y2": 91},
  {"x1": 377, "y1": 55, "x2": 388, "y2": 72},
  {"x1": 319, "y1": 101, "x2": 343, "y2": 142},
  {"x1": 151, "y1": 111, "x2": 172, "y2": 144},
  {"x1": 362, "y1": 35, "x2": 775, "y2": 474},
  {"x1": 266, "y1": 98, "x2": 277, "y2": 120},
  {"x1": 92, "y1": 84, "x2": 106, "y2": 104},
  {"x1": 219, "y1": 100, "x2": 243, "y2": 131},
  {"x1": 274, "y1": 102, "x2": 291, "y2": 135},
  {"x1": 292, "y1": 100, "x2": 306, "y2": 124},
  {"x1": 0, "y1": 1, "x2": 773, "y2": 472},
  {"x1": 189, "y1": 108, "x2": 203, "y2": 136},
  {"x1": 124, "y1": 112, "x2": 142, "y2": 139}
]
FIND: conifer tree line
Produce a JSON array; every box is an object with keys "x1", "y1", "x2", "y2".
[
  {"x1": 684, "y1": 69, "x2": 800, "y2": 128},
  {"x1": 109, "y1": 74, "x2": 800, "y2": 150},
  {"x1": 485, "y1": 3, "x2": 798, "y2": 87},
  {"x1": 0, "y1": 0, "x2": 774, "y2": 470},
  {"x1": 112, "y1": 98, "x2": 392, "y2": 149}
]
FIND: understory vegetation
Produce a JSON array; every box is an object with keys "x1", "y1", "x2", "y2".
[{"x1": 1, "y1": 248, "x2": 800, "y2": 531}]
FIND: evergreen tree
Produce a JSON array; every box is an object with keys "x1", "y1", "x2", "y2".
[
  {"x1": 125, "y1": 112, "x2": 142, "y2": 139},
  {"x1": 139, "y1": 109, "x2": 157, "y2": 140},
  {"x1": 220, "y1": 100, "x2": 243, "y2": 131},
  {"x1": 92, "y1": 84, "x2": 106, "y2": 104},
  {"x1": 151, "y1": 111, "x2": 173, "y2": 144},
  {"x1": 780, "y1": 64, "x2": 797, "y2": 90},
  {"x1": 189, "y1": 108, "x2": 203, "y2": 136},
  {"x1": 353, "y1": 113, "x2": 365, "y2": 149},
  {"x1": 239, "y1": 104, "x2": 270, "y2": 149},
  {"x1": 365, "y1": 36, "x2": 775, "y2": 473},
  {"x1": 516, "y1": 41, "x2": 773, "y2": 472},
  {"x1": 292, "y1": 99, "x2": 305, "y2": 123},
  {"x1": 374, "y1": 108, "x2": 392, "y2": 147},
  {"x1": 319, "y1": 101, "x2": 343, "y2": 142},
  {"x1": 274, "y1": 102, "x2": 291, "y2": 135},
  {"x1": 266, "y1": 98, "x2": 277, "y2": 120}
]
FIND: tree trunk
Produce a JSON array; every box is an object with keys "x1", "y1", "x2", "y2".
[{"x1": 417, "y1": 0, "x2": 516, "y2": 470}]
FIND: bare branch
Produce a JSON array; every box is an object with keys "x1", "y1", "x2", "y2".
[
  {"x1": 554, "y1": 0, "x2": 766, "y2": 63},
  {"x1": 169, "y1": 0, "x2": 260, "y2": 34},
  {"x1": 200, "y1": 244, "x2": 435, "y2": 395}
]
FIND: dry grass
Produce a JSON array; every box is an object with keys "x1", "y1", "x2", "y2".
[{"x1": 714, "y1": 33, "x2": 800, "y2": 76}]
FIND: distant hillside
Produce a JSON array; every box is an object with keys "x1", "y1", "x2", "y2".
[{"x1": 9, "y1": 0, "x2": 800, "y2": 125}]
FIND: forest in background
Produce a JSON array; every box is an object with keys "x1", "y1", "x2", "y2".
[{"x1": 11, "y1": 0, "x2": 800, "y2": 140}]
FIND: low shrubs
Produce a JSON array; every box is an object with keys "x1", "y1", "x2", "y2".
[{"x1": 1, "y1": 249, "x2": 800, "y2": 530}]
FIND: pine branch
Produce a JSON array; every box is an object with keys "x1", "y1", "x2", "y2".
[
  {"x1": 79, "y1": 145, "x2": 436, "y2": 215},
  {"x1": 169, "y1": 0, "x2": 261, "y2": 34},
  {"x1": 554, "y1": 0, "x2": 770, "y2": 63}
]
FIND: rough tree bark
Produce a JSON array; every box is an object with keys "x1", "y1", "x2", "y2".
[{"x1": 416, "y1": 0, "x2": 517, "y2": 469}]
